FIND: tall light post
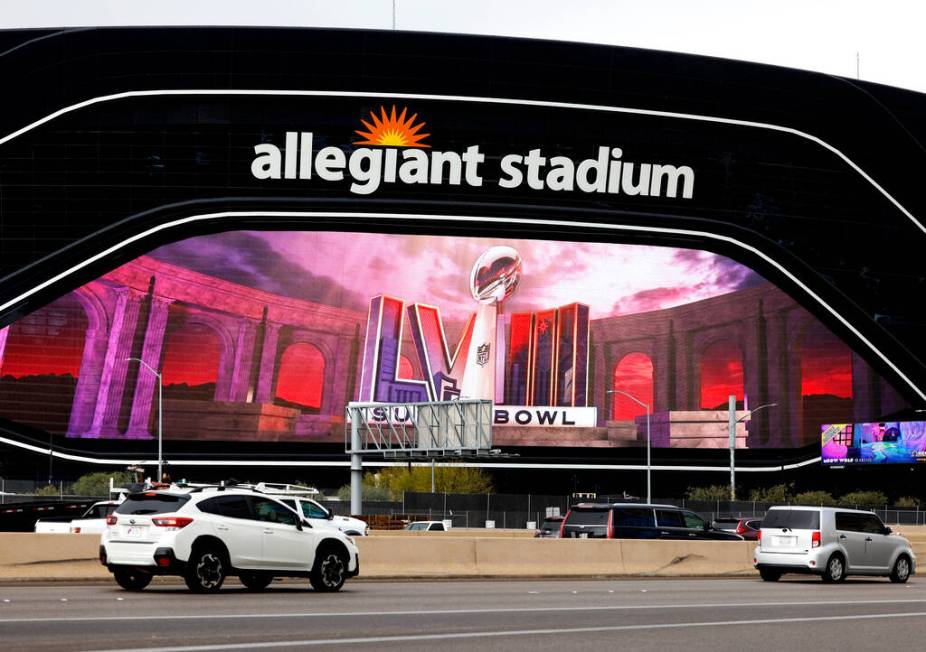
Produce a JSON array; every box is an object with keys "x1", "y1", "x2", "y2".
[
  {"x1": 728, "y1": 397, "x2": 777, "y2": 500},
  {"x1": 607, "y1": 389, "x2": 651, "y2": 504},
  {"x1": 126, "y1": 357, "x2": 163, "y2": 480}
]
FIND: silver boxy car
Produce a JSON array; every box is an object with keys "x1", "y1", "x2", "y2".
[{"x1": 754, "y1": 506, "x2": 916, "y2": 583}]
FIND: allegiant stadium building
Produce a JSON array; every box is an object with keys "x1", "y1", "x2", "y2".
[{"x1": 0, "y1": 27, "x2": 924, "y2": 493}]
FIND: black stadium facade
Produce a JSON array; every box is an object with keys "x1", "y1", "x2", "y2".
[{"x1": 0, "y1": 27, "x2": 924, "y2": 495}]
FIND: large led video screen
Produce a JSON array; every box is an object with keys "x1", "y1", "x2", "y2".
[
  {"x1": 0, "y1": 230, "x2": 909, "y2": 449},
  {"x1": 822, "y1": 421, "x2": 926, "y2": 465}
]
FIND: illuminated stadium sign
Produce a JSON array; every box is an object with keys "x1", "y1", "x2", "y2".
[
  {"x1": 822, "y1": 421, "x2": 926, "y2": 465},
  {"x1": 251, "y1": 105, "x2": 695, "y2": 198}
]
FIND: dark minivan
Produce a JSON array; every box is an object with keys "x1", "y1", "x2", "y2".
[{"x1": 560, "y1": 503, "x2": 744, "y2": 540}]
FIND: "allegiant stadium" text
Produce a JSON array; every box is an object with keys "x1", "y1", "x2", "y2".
[{"x1": 251, "y1": 132, "x2": 695, "y2": 199}]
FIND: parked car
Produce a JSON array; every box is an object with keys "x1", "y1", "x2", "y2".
[
  {"x1": 405, "y1": 520, "x2": 448, "y2": 532},
  {"x1": 35, "y1": 500, "x2": 121, "y2": 534},
  {"x1": 560, "y1": 503, "x2": 743, "y2": 540},
  {"x1": 711, "y1": 517, "x2": 742, "y2": 532},
  {"x1": 100, "y1": 486, "x2": 360, "y2": 593},
  {"x1": 754, "y1": 506, "x2": 915, "y2": 583},
  {"x1": 734, "y1": 518, "x2": 763, "y2": 541},
  {"x1": 536, "y1": 516, "x2": 564, "y2": 538}
]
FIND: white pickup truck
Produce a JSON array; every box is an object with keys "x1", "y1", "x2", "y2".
[
  {"x1": 35, "y1": 500, "x2": 121, "y2": 534},
  {"x1": 246, "y1": 483, "x2": 369, "y2": 536}
]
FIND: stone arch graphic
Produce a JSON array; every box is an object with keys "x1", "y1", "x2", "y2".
[
  {"x1": 611, "y1": 352, "x2": 654, "y2": 420},
  {"x1": 275, "y1": 341, "x2": 326, "y2": 411},
  {"x1": 0, "y1": 293, "x2": 88, "y2": 433},
  {"x1": 698, "y1": 338, "x2": 745, "y2": 410}
]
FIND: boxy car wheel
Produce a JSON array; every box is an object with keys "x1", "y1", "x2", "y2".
[
  {"x1": 759, "y1": 568, "x2": 781, "y2": 582},
  {"x1": 890, "y1": 556, "x2": 911, "y2": 583},
  {"x1": 310, "y1": 549, "x2": 347, "y2": 592},
  {"x1": 822, "y1": 554, "x2": 846, "y2": 583},
  {"x1": 185, "y1": 548, "x2": 227, "y2": 593},
  {"x1": 113, "y1": 568, "x2": 153, "y2": 591}
]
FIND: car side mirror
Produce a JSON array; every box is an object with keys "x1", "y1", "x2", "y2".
[
  {"x1": 883, "y1": 526, "x2": 892, "y2": 535},
  {"x1": 326, "y1": 511, "x2": 334, "y2": 520},
  {"x1": 295, "y1": 520, "x2": 303, "y2": 531}
]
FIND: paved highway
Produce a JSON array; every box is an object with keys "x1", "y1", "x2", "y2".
[{"x1": 1, "y1": 577, "x2": 925, "y2": 651}]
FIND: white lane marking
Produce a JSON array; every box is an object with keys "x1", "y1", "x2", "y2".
[
  {"x1": 3, "y1": 597, "x2": 926, "y2": 624},
  {"x1": 0, "y1": 88, "x2": 922, "y2": 237},
  {"x1": 96, "y1": 611, "x2": 926, "y2": 651}
]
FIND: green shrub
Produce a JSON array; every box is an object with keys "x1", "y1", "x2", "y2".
[
  {"x1": 686, "y1": 485, "x2": 731, "y2": 501},
  {"x1": 793, "y1": 490, "x2": 837, "y2": 506},
  {"x1": 748, "y1": 484, "x2": 794, "y2": 503},
  {"x1": 72, "y1": 471, "x2": 133, "y2": 497},
  {"x1": 895, "y1": 496, "x2": 920, "y2": 509},
  {"x1": 839, "y1": 490, "x2": 888, "y2": 509},
  {"x1": 34, "y1": 484, "x2": 59, "y2": 497},
  {"x1": 336, "y1": 482, "x2": 394, "y2": 502}
]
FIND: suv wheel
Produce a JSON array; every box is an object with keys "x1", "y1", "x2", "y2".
[
  {"x1": 239, "y1": 572, "x2": 273, "y2": 591},
  {"x1": 890, "y1": 555, "x2": 912, "y2": 583},
  {"x1": 822, "y1": 554, "x2": 846, "y2": 583},
  {"x1": 185, "y1": 547, "x2": 227, "y2": 593},
  {"x1": 113, "y1": 568, "x2": 152, "y2": 591},
  {"x1": 310, "y1": 549, "x2": 347, "y2": 592},
  {"x1": 759, "y1": 568, "x2": 781, "y2": 582}
]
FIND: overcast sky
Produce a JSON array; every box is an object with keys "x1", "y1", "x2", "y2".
[{"x1": 1, "y1": 0, "x2": 924, "y2": 94}]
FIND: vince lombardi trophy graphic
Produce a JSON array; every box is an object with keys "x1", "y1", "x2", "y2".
[{"x1": 460, "y1": 246, "x2": 522, "y2": 402}]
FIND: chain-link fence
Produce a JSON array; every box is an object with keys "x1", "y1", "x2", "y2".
[{"x1": 328, "y1": 491, "x2": 926, "y2": 528}]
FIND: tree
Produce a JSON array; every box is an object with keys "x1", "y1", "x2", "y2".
[
  {"x1": 839, "y1": 490, "x2": 888, "y2": 509},
  {"x1": 748, "y1": 484, "x2": 794, "y2": 503},
  {"x1": 895, "y1": 496, "x2": 919, "y2": 509},
  {"x1": 72, "y1": 471, "x2": 133, "y2": 497},
  {"x1": 793, "y1": 490, "x2": 837, "y2": 506},
  {"x1": 377, "y1": 465, "x2": 493, "y2": 495},
  {"x1": 685, "y1": 485, "x2": 730, "y2": 501},
  {"x1": 34, "y1": 484, "x2": 59, "y2": 497}
]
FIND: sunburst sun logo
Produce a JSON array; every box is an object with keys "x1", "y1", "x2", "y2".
[{"x1": 354, "y1": 105, "x2": 430, "y2": 148}]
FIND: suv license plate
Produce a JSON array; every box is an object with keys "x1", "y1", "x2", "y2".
[
  {"x1": 123, "y1": 526, "x2": 145, "y2": 538},
  {"x1": 772, "y1": 536, "x2": 796, "y2": 547}
]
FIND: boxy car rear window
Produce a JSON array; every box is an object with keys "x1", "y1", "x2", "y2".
[
  {"x1": 116, "y1": 493, "x2": 191, "y2": 515},
  {"x1": 762, "y1": 509, "x2": 820, "y2": 530}
]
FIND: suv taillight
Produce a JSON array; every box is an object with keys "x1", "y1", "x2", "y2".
[
  {"x1": 152, "y1": 516, "x2": 193, "y2": 529},
  {"x1": 757, "y1": 529, "x2": 762, "y2": 542},
  {"x1": 607, "y1": 510, "x2": 615, "y2": 539},
  {"x1": 560, "y1": 512, "x2": 569, "y2": 538},
  {"x1": 811, "y1": 530, "x2": 821, "y2": 548},
  {"x1": 735, "y1": 521, "x2": 747, "y2": 535},
  {"x1": 106, "y1": 514, "x2": 117, "y2": 526}
]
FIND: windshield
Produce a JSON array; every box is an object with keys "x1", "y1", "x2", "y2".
[{"x1": 762, "y1": 509, "x2": 820, "y2": 530}]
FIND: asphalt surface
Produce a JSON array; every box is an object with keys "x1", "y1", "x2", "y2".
[{"x1": 1, "y1": 576, "x2": 925, "y2": 651}]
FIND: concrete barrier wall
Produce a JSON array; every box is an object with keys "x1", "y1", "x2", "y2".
[{"x1": 2, "y1": 531, "x2": 923, "y2": 582}]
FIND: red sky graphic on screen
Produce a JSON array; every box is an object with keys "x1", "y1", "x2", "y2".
[{"x1": 0, "y1": 230, "x2": 867, "y2": 446}]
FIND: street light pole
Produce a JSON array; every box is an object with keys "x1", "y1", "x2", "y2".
[
  {"x1": 607, "y1": 389, "x2": 651, "y2": 504},
  {"x1": 728, "y1": 399, "x2": 778, "y2": 500},
  {"x1": 126, "y1": 357, "x2": 163, "y2": 480}
]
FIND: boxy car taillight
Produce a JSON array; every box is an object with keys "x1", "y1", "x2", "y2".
[
  {"x1": 106, "y1": 514, "x2": 117, "y2": 526},
  {"x1": 812, "y1": 531, "x2": 821, "y2": 548},
  {"x1": 152, "y1": 516, "x2": 193, "y2": 529}
]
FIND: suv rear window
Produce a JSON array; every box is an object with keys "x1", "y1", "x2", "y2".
[
  {"x1": 116, "y1": 493, "x2": 191, "y2": 515},
  {"x1": 762, "y1": 509, "x2": 820, "y2": 530},
  {"x1": 567, "y1": 508, "x2": 610, "y2": 525}
]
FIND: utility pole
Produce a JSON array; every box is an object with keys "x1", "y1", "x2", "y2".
[{"x1": 729, "y1": 398, "x2": 778, "y2": 500}]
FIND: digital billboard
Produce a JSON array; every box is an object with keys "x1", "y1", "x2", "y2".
[
  {"x1": 0, "y1": 228, "x2": 908, "y2": 450},
  {"x1": 822, "y1": 421, "x2": 926, "y2": 465}
]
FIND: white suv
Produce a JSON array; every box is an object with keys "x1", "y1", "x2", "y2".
[
  {"x1": 100, "y1": 487, "x2": 359, "y2": 593},
  {"x1": 754, "y1": 506, "x2": 915, "y2": 583}
]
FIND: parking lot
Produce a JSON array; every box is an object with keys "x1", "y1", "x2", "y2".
[{"x1": 1, "y1": 577, "x2": 924, "y2": 651}]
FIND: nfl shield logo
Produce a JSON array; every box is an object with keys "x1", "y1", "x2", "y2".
[{"x1": 476, "y1": 342, "x2": 491, "y2": 367}]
